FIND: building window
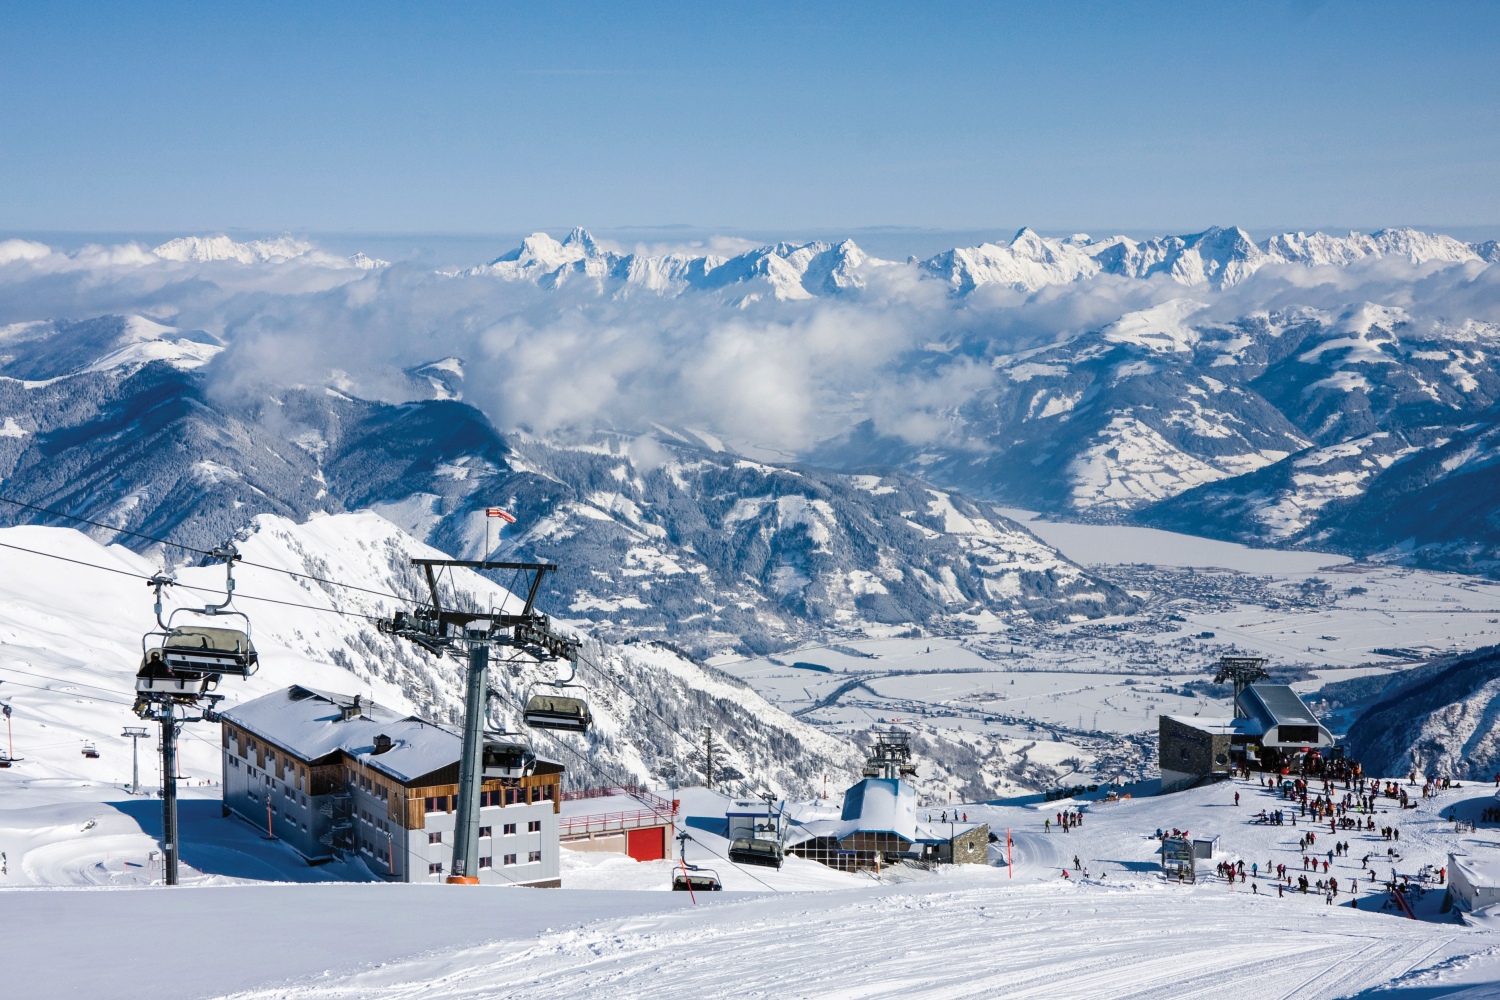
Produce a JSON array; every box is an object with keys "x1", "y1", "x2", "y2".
[
  {"x1": 428, "y1": 832, "x2": 442, "y2": 845},
  {"x1": 479, "y1": 826, "x2": 491, "y2": 838},
  {"x1": 527, "y1": 821, "x2": 541, "y2": 833},
  {"x1": 503, "y1": 823, "x2": 516, "y2": 835},
  {"x1": 479, "y1": 856, "x2": 492, "y2": 869},
  {"x1": 425, "y1": 795, "x2": 448, "y2": 814},
  {"x1": 503, "y1": 854, "x2": 517, "y2": 866},
  {"x1": 428, "y1": 863, "x2": 442, "y2": 875},
  {"x1": 528, "y1": 851, "x2": 541, "y2": 863}
]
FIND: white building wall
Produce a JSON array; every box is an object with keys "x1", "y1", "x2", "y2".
[{"x1": 406, "y1": 798, "x2": 560, "y2": 885}]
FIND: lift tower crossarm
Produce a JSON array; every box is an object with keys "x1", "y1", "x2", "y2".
[{"x1": 409, "y1": 559, "x2": 558, "y2": 617}]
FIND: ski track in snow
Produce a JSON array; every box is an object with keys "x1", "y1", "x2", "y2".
[{"x1": 215, "y1": 879, "x2": 1459, "y2": 1000}]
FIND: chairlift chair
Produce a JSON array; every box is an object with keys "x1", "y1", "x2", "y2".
[
  {"x1": 522, "y1": 660, "x2": 593, "y2": 733},
  {"x1": 158, "y1": 624, "x2": 258, "y2": 678},
  {"x1": 134, "y1": 647, "x2": 220, "y2": 702},
  {"x1": 728, "y1": 836, "x2": 784, "y2": 869},
  {"x1": 673, "y1": 831, "x2": 723, "y2": 891},
  {"x1": 673, "y1": 864, "x2": 723, "y2": 892},
  {"x1": 481, "y1": 737, "x2": 536, "y2": 780},
  {"x1": 81, "y1": 742, "x2": 99, "y2": 759}
]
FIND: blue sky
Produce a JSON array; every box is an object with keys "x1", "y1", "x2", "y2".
[{"x1": 1, "y1": 2, "x2": 1496, "y2": 238}]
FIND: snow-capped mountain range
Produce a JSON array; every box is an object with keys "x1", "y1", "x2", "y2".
[
  {"x1": 9, "y1": 221, "x2": 1471, "y2": 297},
  {"x1": 468, "y1": 224, "x2": 1496, "y2": 298},
  {"x1": 0, "y1": 314, "x2": 1131, "y2": 658},
  {"x1": 4, "y1": 221, "x2": 1500, "y2": 587}
]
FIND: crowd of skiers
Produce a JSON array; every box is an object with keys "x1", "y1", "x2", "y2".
[{"x1": 1044, "y1": 809, "x2": 1083, "y2": 834}]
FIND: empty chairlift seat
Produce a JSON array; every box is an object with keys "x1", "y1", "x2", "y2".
[
  {"x1": 523, "y1": 691, "x2": 592, "y2": 733},
  {"x1": 672, "y1": 865, "x2": 722, "y2": 892},
  {"x1": 728, "y1": 836, "x2": 784, "y2": 869},
  {"x1": 158, "y1": 626, "x2": 258, "y2": 677}
]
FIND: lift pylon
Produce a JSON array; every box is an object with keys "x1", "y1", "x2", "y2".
[
  {"x1": 132, "y1": 548, "x2": 254, "y2": 885},
  {"x1": 376, "y1": 558, "x2": 580, "y2": 885}
]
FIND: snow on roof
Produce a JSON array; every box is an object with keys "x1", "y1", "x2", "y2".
[
  {"x1": 224, "y1": 685, "x2": 559, "y2": 787},
  {"x1": 913, "y1": 819, "x2": 984, "y2": 844},
  {"x1": 839, "y1": 777, "x2": 917, "y2": 841},
  {"x1": 784, "y1": 818, "x2": 844, "y2": 847},
  {"x1": 1452, "y1": 854, "x2": 1500, "y2": 889},
  {"x1": 1163, "y1": 716, "x2": 1262, "y2": 736}
]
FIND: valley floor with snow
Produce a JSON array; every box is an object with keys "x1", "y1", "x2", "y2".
[{"x1": 717, "y1": 513, "x2": 1500, "y2": 795}]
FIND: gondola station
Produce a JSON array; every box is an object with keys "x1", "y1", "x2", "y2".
[
  {"x1": 221, "y1": 685, "x2": 565, "y2": 886},
  {"x1": 1159, "y1": 657, "x2": 1338, "y2": 793}
]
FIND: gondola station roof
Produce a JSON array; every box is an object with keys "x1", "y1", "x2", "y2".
[
  {"x1": 1163, "y1": 683, "x2": 1334, "y2": 748},
  {"x1": 223, "y1": 685, "x2": 561, "y2": 787}
]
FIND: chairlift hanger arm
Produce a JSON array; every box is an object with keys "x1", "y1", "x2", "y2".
[{"x1": 409, "y1": 559, "x2": 558, "y2": 617}]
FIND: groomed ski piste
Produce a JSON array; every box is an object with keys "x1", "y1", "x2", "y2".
[
  {"x1": 10, "y1": 767, "x2": 1500, "y2": 996},
  {"x1": 5, "y1": 517, "x2": 1500, "y2": 997}
]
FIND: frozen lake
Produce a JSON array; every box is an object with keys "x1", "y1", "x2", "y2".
[{"x1": 997, "y1": 508, "x2": 1353, "y2": 572}]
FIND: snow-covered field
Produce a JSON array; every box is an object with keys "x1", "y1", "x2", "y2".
[
  {"x1": 7, "y1": 775, "x2": 1500, "y2": 998},
  {"x1": 8, "y1": 506, "x2": 1500, "y2": 995}
]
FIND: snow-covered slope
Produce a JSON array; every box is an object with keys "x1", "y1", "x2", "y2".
[
  {"x1": 0, "y1": 511, "x2": 862, "y2": 799},
  {"x1": 1344, "y1": 643, "x2": 1500, "y2": 779},
  {"x1": 8, "y1": 777, "x2": 1499, "y2": 998}
]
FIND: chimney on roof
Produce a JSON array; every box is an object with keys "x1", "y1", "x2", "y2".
[
  {"x1": 341, "y1": 695, "x2": 362, "y2": 722},
  {"x1": 373, "y1": 733, "x2": 393, "y2": 754}
]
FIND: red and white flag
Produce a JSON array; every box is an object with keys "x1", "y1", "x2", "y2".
[{"x1": 485, "y1": 507, "x2": 517, "y2": 523}]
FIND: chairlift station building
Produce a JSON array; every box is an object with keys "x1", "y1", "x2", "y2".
[
  {"x1": 220, "y1": 685, "x2": 564, "y2": 887},
  {"x1": 1160, "y1": 683, "x2": 1335, "y2": 793}
]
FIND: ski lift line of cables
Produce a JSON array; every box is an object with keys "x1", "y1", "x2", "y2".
[
  {"x1": 0, "y1": 672, "x2": 136, "y2": 708},
  {"x1": 0, "y1": 539, "x2": 391, "y2": 625},
  {"x1": 0, "y1": 494, "x2": 422, "y2": 607},
  {"x1": 0, "y1": 663, "x2": 142, "y2": 705}
]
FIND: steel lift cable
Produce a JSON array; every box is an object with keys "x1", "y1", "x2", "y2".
[{"x1": 0, "y1": 495, "x2": 423, "y2": 606}]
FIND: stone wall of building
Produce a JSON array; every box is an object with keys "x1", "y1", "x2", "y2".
[
  {"x1": 1159, "y1": 716, "x2": 1232, "y2": 794},
  {"x1": 952, "y1": 823, "x2": 989, "y2": 865}
]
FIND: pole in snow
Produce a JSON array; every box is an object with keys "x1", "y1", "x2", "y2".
[{"x1": 1007, "y1": 828, "x2": 1012, "y2": 877}]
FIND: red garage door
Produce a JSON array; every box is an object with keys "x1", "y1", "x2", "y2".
[{"x1": 626, "y1": 826, "x2": 667, "y2": 861}]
